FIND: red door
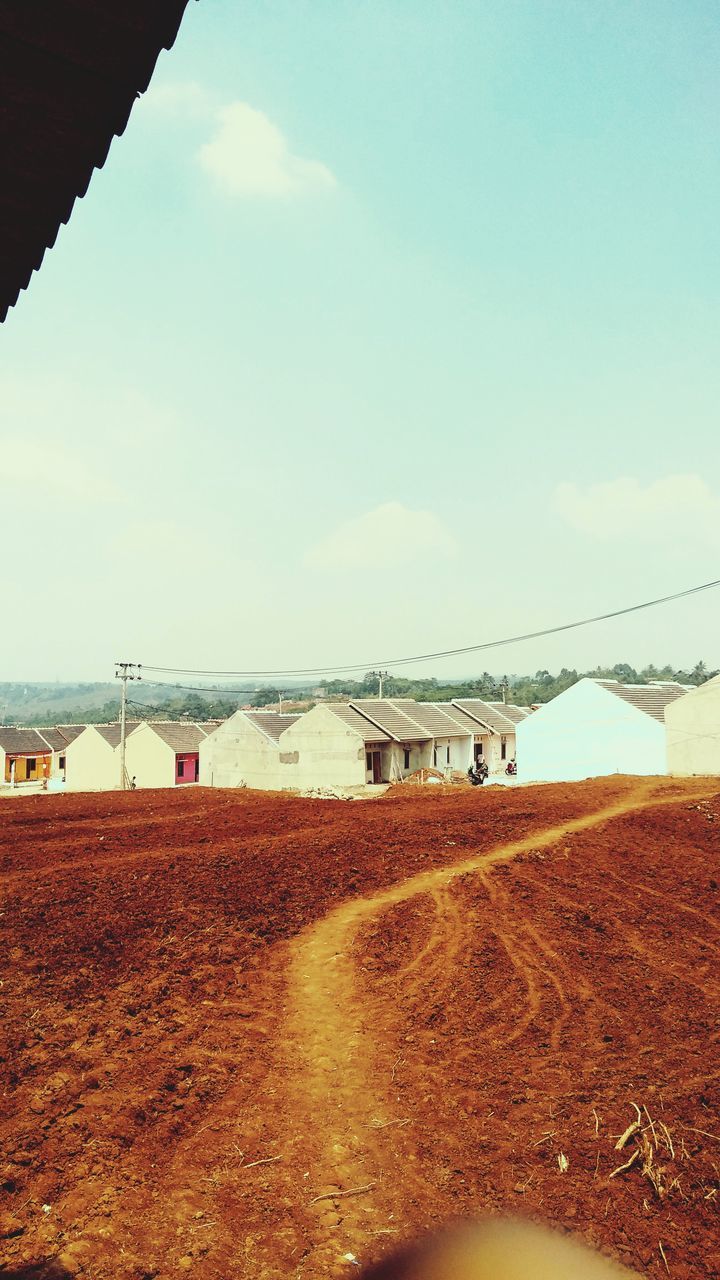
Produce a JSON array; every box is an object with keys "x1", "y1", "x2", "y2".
[{"x1": 175, "y1": 753, "x2": 199, "y2": 785}]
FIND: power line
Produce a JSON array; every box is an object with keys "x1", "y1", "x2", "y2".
[
  {"x1": 139, "y1": 680, "x2": 281, "y2": 696},
  {"x1": 139, "y1": 575, "x2": 720, "y2": 680}
]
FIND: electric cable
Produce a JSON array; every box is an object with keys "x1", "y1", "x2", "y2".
[{"x1": 139, "y1": 575, "x2": 720, "y2": 679}]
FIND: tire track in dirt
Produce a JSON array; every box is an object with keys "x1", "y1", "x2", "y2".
[{"x1": 281, "y1": 781, "x2": 710, "y2": 1275}]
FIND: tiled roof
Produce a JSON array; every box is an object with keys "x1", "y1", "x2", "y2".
[
  {"x1": 434, "y1": 703, "x2": 486, "y2": 734},
  {"x1": 0, "y1": 1, "x2": 193, "y2": 320},
  {"x1": 485, "y1": 702, "x2": 530, "y2": 726},
  {"x1": 56, "y1": 725, "x2": 85, "y2": 745},
  {"x1": 143, "y1": 722, "x2": 207, "y2": 752},
  {"x1": 34, "y1": 727, "x2": 70, "y2": 751},
  {"x1": 349, "y1": 700, "x2": 432, "y2": 743},
  {"x1": 451, "y1": 700, "x2": 517, "y2": 734},
  {"x1": 393, "y1": 700, "x2": 472, "y2": 738},
  {"x1": 0, "y1": 727, "x2": 54, "y2": 754},
  {"x1": 595, "y1": 680, "x2": 690, "y2": 723},
  {"x1": 93, "y1": 722, "x2": 140, "y2": 748},
  {"x1": 243, "y1": 711, "x2": 301, "y2": 744},
  {"x1": 325, "y1": 704, "x2": 391, "y2": 744}
]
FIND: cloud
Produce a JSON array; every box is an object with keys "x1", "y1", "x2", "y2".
[
  {"x1": 0, "y1": 439, "x2": 119, "y2": 505},
  {"x1": 197, "y1": 102, "x2": 337, "y2": 197},
  {"x1": 304, "y1": 502, "x2": 458, "y2": 571},
  {"x1": 140, "y1": 80, "x2": 211, "y2": 117},
  {"x1": 553, "y1": 474, "x2": 720, "y2": 546}
]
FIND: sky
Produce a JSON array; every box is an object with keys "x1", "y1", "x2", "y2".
[{"x1": 2, "y1": 0, "x2": 719, "y2": 683}]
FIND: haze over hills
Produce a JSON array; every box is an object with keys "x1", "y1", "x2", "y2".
[{"x1": 1, "y1": 661, "x2": 715, "y2": 727}]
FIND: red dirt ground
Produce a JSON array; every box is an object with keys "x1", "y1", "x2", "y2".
[{"x1": 1, "y1": 777, "x2": 719, "y2": 1280}]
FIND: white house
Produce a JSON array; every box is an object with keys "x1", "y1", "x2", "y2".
[
  {"x1": 516, "y1": 679, "x2": 689, "y2": 783},
  {"x1": 666, "y1": 675, "x2": 720, "y2": 775},
  {"x1": 64, "y1": 722, "x2": 140, "y2": 792},
  {"x1": 386, "y1": 699, "x2": 474, "y2": 773},
  {"x1": 199, "y1": 710, "x2": 301, "y2": 790},
  {"x1": 125, "y1": 721, "x2": 217, "y2": 789}
]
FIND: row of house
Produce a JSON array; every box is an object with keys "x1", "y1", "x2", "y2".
[
  {"x1": 0, "y1": 721, "x2": 218, "y2": 792},
  {"x1": 4, "y1": 676, "x2": 718, "y2": 794},
  {"x1": 200, "y1": 698, "x2": 530, "y2": 791},
  {"x1": 0, "y1": 725, "x2": 84, "y2": 787},
  {"x1": 0, "y1": 697, "x2": 529, "y2": 793}
]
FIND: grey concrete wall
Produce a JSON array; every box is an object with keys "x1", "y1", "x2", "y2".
[
  {"x1": 200, "y1": 712, "x2": 280, "y2": 790},
  {"x1": 277, "y1": 705, "x2": 366, "y2": 788}
]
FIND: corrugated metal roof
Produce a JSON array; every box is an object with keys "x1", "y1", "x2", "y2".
[
  {"x1": 595, "y1": 680, "x2": 690, "y2": 723},
  {"x1": 349, "y1": 700, "x2": 432, "y2": 742},
  {"x1": 0, "y1": 1, "x2": 194, "y2": 320},
  {"x1": 451, "y1": 700, "x2": 517, "y2": 734},
  {"x1": 0, "y1": 727, "x2": 54, "y2": 754},
  {"x1": 243, "y1": 711, "x2": 301, "y2": 744},
  {"x1": 324, "y1": 704, "x2": 391, "y2": 744},
  {"x1": 392, "y1": 700, "x2": 472, "y2": 738}
]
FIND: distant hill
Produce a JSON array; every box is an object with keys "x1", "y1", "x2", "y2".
[{"x1": 0, "y1": 682, "x2": 243, "y2": 726}]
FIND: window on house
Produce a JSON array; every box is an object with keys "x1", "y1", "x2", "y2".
[
  {"x1": 446, "y1": 745, "x2": 450, "y2": 764},
  {"x1": 366, "y1": 752, "x2": 372, "y2": 771},
  {"x1": 177, "y1": 759, "x2": 185, "y2": 778},
  {"x1": 476, "y1": 741, "x2": 483, "y2": 757},
  {"x1": 59, "y1": 756, "x2": 66, "y2": 770},
  {"x1": 501, "y1": 737, "x2": 507, "y2": 760},
  {"x1": 404, "y1": 749, "x2": 410, "y2": 769},
  {"x1": 27, "y1": 758, "x2": 36, "y2": 773}
]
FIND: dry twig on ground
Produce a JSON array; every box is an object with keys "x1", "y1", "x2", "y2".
[{"x1": 309, "y1": 1182, "x2": 376, "y2": 1206}]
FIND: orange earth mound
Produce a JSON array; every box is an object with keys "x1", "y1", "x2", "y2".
[{"x1": 1, "y1": 777, "x2": 718, "y2": 1280}]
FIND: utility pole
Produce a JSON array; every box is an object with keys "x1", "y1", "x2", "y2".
[
  {"x1": 368, "y1": 670, "x2": 390, "y2": 699},
  {"x1": 115, "y1": 662, "x2": 141, "y2": 790}
]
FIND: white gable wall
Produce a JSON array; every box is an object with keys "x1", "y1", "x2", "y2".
[
  {"x1": 64, "y1": 727, "x2": 120, "y2": 792},
  {"x1": 666, "y1": 677, "x2": 720, "y2": 775},
  {"x1": 125, "y1": 724, "x2": 176, "y2": 789},
  {"x1": 199, "y1": 711, "x2": 280, "y2": 790},
  {"x1": 516, "y1": 678, "x2": 667, "y2": 782}
]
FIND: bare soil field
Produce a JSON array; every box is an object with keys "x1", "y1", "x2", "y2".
[{"x1": 1, "y1": 777, "x2": 719, "y2": 1280}]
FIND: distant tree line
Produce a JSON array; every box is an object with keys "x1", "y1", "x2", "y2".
[
  {"x1": 318, "y1": 660, "x2": 717, "y2": 708},
  {"x1": 4, "y1": 661, "x2": 717, "y2": 725}
]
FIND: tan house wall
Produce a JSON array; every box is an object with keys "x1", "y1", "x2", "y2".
[
  {"x1": 124, "y1": 725, "x2": 177, "y2": 789},
  {"x1": 64, "y1": 727, "x2": 120, "y2": 792},
  {"x1": 666, "y1": 678, "x2": 720, "y2": 775},
  {"x1": 200, "y1": 712, "x2": 280, "y2": 790}
]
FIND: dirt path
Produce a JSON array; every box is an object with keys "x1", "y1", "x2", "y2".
[
  {"x1": 281, "y1": 780, "x2": 705, "y2": 1276},
  {"x1": 4, "y1": 779, "x2": 719, "y2": 1280}
]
